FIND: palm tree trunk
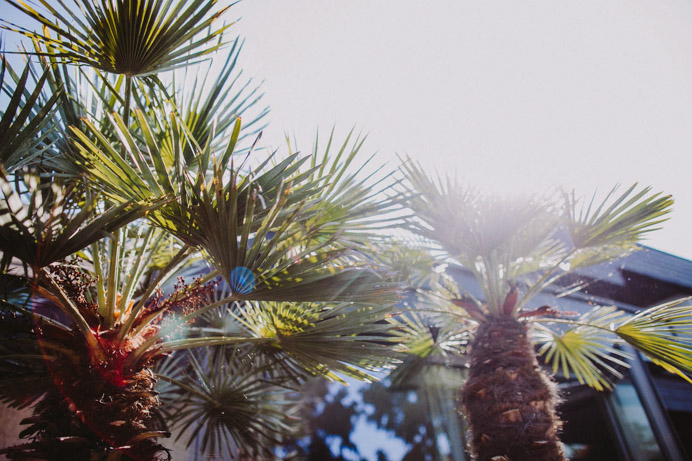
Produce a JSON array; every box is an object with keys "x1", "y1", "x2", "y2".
[{"x1": 460, "y1": 316, "x2": 565, "y2": 461}]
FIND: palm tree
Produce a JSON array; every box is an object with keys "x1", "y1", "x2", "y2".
[
  {"x1": 394, "y1": 159, "x2": 692, "y2": 460},
  {"x1": 0, "y1": 1, "x2": 403, "y2": 459}
]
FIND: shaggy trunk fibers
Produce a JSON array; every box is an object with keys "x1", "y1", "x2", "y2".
[
  {"x1": 4, "y1": 329, "x2": 170, "y2": 460},
  {"x1": 461, "y1": 316, "x2": 565, "y2": 461}
]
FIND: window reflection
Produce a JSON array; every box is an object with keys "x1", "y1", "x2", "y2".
[
  {"x1": 290, "y1": 371, "x2": 666, "y2": 460},
  {"x1": 608, "y1": 379, "x2": 664, "y2": 461}
]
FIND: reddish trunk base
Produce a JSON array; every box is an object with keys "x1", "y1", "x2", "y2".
[
  {"x1": 3, "y1": 332, "x2": 170, "y2": 461},
  {"x1": 461, "y1": 316, "x2": 565, "y2": 461}
]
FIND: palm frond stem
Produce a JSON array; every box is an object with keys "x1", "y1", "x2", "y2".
[
  {"x1": 515, "y1": 249, "x2": 576, "y2": 311},
  {"x1": 397, "y1": 306, "x2": 471, "y2": 321},
  {"x1": 128, "y1": 293, "x2": 239, "y2": 364},
  {"x1": 155, "y1": 373, "x2": 208, "y2": 401},
  {"x1": 158, "y1": 336, "x2": 271, "y2": 354},
  {"x1": 117, "y1": 227, "x2": 158, "y2": 317},
  {"x1": 104, "y1": 227, "x2": 121, "y2": 328},
  {"x1": 530, "y1": 316, "x2": 619, "y2": 333},
  {"x1": 116, "y1": 242, "x2": 191, "y2": 340},
  {"x1": 38, "y1": 270, "x2": 105, "y2": 362}
]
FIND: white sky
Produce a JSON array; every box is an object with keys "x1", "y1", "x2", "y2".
[{"x1": 230, "y1": 0, "x2": 692, "y2": 260}]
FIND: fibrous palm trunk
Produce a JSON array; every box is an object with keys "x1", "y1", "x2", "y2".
[
  {"x1": 3, "y1": 336, "x2": 169, "y2": 461},
  {"x1": 461, "y1": 316, "x2": 565, "y2": 461}
]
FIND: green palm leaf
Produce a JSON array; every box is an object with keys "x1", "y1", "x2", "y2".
[
  {"x1": 615, "y1": 298, "x2": 692, "y2": 384},
  {"x1": 290, "y1": 128, "x2": 404, "y2": 245},
  {"x1": 401, "y1": 158, "x2": 556, "y2": 262},
  {"x1": 0, "y1": 171, "x2": 162, "y2": 270},
  {"x1": 533, "y1": 305, "x2": 632, "y2": 391},
  {"x1": 387, "y1": 312, "x2": 469, "y2": 388},
  {"x1": 367, "y1": 238, "x2": 440, "y2": 287},
  {"x1": 75, "y1": 115, "x2": 401, "y2": 304},
  {"x1": 400, "y1": 158, "x2": 562, "y2": 313},
  {"x1": 3, "y1": 0, "x2": 231, "y2": 77},
  {"x1": 564, "y1": 184, "x2": 673, "y2": 267},
  {"x1": 535, "y1": 300, "x2": 692, "y2": 390},
  {"x1": 158, "y1": 347, "x2": 298, "y2": 459},
  {"x1": 2, "y1": 42, "x2": 127, "y2": 176},
  {"x1": 0, "y1": 58, "x2": 61, "y2": 172},
  {"x1": 173, "y1": 38, "x2": 268, "y2": 157},
  {"x1": 231, "y1": 300, "x2": 399, "y2": 384},
  {"x1": 72, "y1": 112, "x2": 306, "y2": 225}
]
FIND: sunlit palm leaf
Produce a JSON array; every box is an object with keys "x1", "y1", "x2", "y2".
[
  {"x1": 387, "y1": 312, "x2": 469, "y2": 388},
  {"x1": 72, "y1": 113, "x2": 307, "y2": 226},
  {"x1": 162, "y1": 150, "x2": 397, "y2": 303},
  {"x1": 564, "y1": 184, "x2": 673, "y2": 263},
  {"x1": 4, "y1": 42, "x2": 126, "y2": 175},
  {"x1": 158, "y1": 347, "x2": 298, "y2": 459},
  {"x1": 85, "y1": 223, "x2": 194, "y2": 329},
  {"x1": 0, "y1": 171, "x2": 162, "y2": 269},
  {"x1": 0, "y1": 58, "x2": 61, "y2": 172},
  {"x1": 400, "y1": 158, "x2": 564, "y2": 313},
  {"x1": 232, "y1": 301, "x2": 399, "y2": 384},
  {"x1": 291, "y1": 128, "x2": 404, "y2": 245},
  {"x1": 401, "y1": 158, "x2": 556, "y2": 262},
  {"x1": 74, "y1": 114, "x2": 401, "y2": 305},
  {"x1": 615, "y1": 298, "x2": 692, "y2": 384},
  {"x1": 173, "y1": 38, "x2": 268, "y2": 156},
  {"x1": 2, "y1": 0, "x2": 231, "y2": 76},
  {"x1": 534, "y1": 306, "x2": 632, "y2": 391},
  {"x1": 359, "y1": 238, "x2": 439, "y2": 287}
]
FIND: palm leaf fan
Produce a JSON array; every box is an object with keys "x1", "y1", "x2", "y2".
[
  {"x1": 0, "y1": 169, "x2": 164, "y2": 270},
  {"x1": 288, "y1": 127, "x2": 405, "y2": 246},
  {"x1": 615, "y1": 298, "x2": 692, "y2": 384},
  {"x1": 0, "y1": 57, "x2": 61, "y2": 172},
  {"x1": 534, "y1": 299, "x2": 692, "y2": 391},
  {"x1": 387, "y1": 311, "x2": 469, "y2": 389},
  {"x1": 2, "y1": 0, "x2": 232, "y2": 77},
  {"x1": 73, "y1": 115, "x2": 401, "y2": 304},
  {"x1": 231, "y1": 300, "x2": 399, "y2": 384},
  {"x1": 157, "y1": 346, "x2": 299, "y2": 459},
  {"x1": 533, "y1": 306, "x2": 632, "y2": 391},
  {"x1": 172, "y1": 37, "x2": 268, "y2": 161},
  {"x1": 564, "y1": 183, "x2": 673, "y2": 268}
]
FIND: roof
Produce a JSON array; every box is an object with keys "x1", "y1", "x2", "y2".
[{"x1": 575, "y1": 245, "x2": 692, "y2": 291}]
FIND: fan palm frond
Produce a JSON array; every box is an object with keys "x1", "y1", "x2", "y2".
[
  {"x1": 401, "y1": 157, "x2": 556, "y2": 262},
  {"x1": 230, "y1": 300, "x2": 399, "y2": 384},
  {"x1": 387, "y1": 312, "x2": 469, "y2": 388},
  {"x1": 1, "y1": 41, "x2": 127, "y2": 176},
  {"x1": 288, "y1": 128, "x2": 404, "y2": 246},
  {"x1": 158, "y1": 347, "x2": 298, "y2": 459},
  {"x1": 2, "y1": 0, "x2": 231, "y2": 77},
  {"x1": 173, "y1": 37, "x2": 268, "y2": 156},
  {"x1": 72, "y1": 112, "x2": 303, "y2": 223},
  {"x1": 0, "y1": 58, "x2": 61, "y2": 172},
  {"x1": 75, "y1": 115, "x2": 401, "y2": 305},
  {"x1": 615, "y1": 298, "x2": 692, "y2": 384},
  {"x1": 534, "y1": 301, "x2": 692, "y2": 391},
  {"x1": 564, "y1": 184, "x2": 673, "y2": 267},
  {"x1": 86, "y1": 224, "x2": 193, "y2": 329},
  {"x1": 367, "y1": 238, "x2": 439, "y2": 287},
  {"x1": 400, "y1": 158, "x2": 563, "y2": 313},
  {"x1": 0, "y1": 170, "x2": 162, "y2": 270},
  {"x1": 533, "y1": 305, "x2": 632, "y2": 391}
]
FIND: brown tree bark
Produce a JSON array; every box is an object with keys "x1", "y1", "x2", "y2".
[{"x1": 461, "y1": 316, "x2": 565, "y2": 461}]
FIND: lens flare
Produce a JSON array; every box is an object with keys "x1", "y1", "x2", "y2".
[{"x1": 230, "y1": 266, "x2": 256, "y2": 294}]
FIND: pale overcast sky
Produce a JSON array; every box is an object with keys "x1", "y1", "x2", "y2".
[{"x1": 230, "y1": 0, "x2": 692, "y2": 260}]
